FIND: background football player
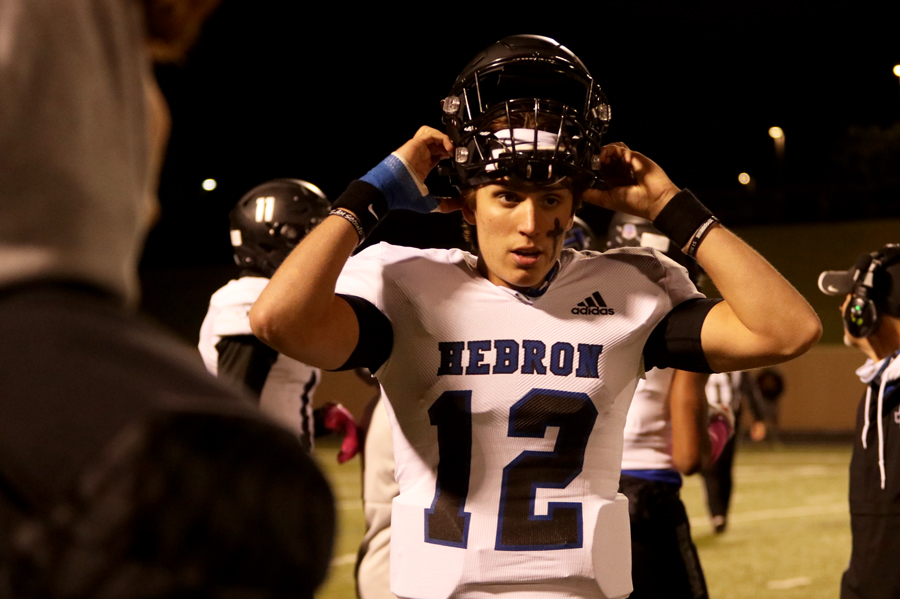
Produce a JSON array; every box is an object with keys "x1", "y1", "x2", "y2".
[
  {"x1": 608, "y1": 212, "x2": 740, "y2": 599},
  {"x1": 250, "y1": 34, "x2": 821, "y2": 599},
  {"x1": 199, "y1": 178, "x2": 358, "y2": 459}
]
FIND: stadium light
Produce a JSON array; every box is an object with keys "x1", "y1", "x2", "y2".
[
  {"x1": 768, "y1": 126, "x2": 785, "y2": 173},
  {"x1": 894, "y1": 66, "x2": 900, "y2": 108},
  {"x1": 202, "y1": 178, "x2": 217, "y2": 191}
]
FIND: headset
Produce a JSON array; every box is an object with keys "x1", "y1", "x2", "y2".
[{"x1": 844, "y1": 244, "x2": 900, "y2": 338}]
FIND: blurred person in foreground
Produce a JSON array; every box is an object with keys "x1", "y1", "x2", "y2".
[
  {"x1": 6, "y1": 412, "x2": 335, "y2": 599},
  {"x1": 0, "y1": 0, "x2": 335, "y2": 594},
  {"x1": 819, "y1": 244, "x2": 900, "y2": 599}
]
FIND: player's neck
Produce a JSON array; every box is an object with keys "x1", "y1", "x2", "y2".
[{"x1": 475, "y1": 256, "x2": 560, "y2": 298}]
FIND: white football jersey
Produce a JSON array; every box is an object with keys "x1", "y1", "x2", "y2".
[
  {"x1": 335, "y1": 243, "x2": 703, "y2": 599},
  {"x1": 198, "y1": 276, "x2": 320, "y2": 441},
  {"x1": 620, "y1": 368, "x2": 676, "y2": 471}
]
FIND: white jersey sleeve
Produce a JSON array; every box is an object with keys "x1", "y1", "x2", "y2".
[{"x1": 335, "y1": 244, "x2": 389, "y2": 312}]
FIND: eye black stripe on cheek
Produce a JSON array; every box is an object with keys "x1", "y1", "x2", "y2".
[{"x1": 547, "y1": 217, "x2": 564, "y2": 256}]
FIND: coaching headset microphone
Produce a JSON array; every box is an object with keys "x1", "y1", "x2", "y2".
[{"x1": 844, "y1": 253, "x2": 885, "y2": 339}]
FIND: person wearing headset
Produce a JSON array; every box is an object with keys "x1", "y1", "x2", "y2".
[{"x1": 818, "y1": 244, "x2": 900, "y2": 599}]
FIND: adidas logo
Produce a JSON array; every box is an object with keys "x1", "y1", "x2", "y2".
[{"x1": 571, "y1": 291, "x2": 615, "y2": 316}]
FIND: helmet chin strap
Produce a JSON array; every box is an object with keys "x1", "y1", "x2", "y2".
[{"x1": 522, "y1": 261, "x2": 561, "y2": 298}]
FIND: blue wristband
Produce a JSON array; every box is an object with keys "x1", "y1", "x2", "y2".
[{"x1": 360, "y1": 154, "x2": 439, "y2": 213}]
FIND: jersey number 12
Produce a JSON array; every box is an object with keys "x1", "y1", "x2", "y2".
[{"x1": 425, "y1": 388, "x2": 598, "y2": 551}]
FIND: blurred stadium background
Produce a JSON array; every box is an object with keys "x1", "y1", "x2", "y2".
[{"x1": 138, "y1": 3, "x2": 900, "y2": 596}]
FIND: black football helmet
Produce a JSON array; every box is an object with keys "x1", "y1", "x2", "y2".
[
  {"x1": 564, "y1": 216, "x2": 598, "y2": 251},
  {"x1": 441, "y1": 34, "x2": 610, "y2": 190},
  {"x1": 230, "y1": 178, "x2": 329, "y2": 277},
  {"x1": 607, "y1": 212, "x2": 702, "y2": 284}
]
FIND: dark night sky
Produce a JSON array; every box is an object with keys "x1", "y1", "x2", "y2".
[{"x1": 144, "y1": 2, "x2": 900, "y2": 272}]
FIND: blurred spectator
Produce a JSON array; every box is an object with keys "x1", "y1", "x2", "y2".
[
  {"x1": 6, "y1": 412, "x2": 335, "y2": 599},
  {"x1": 701, "y1": 371, "x2": 765, "y2": 534},
  {"x1": 0, "y1": 0, "x2": 335, "y2": 594},
  {"x1": 752, "y1": 368, "x2": 785, "y2": 441}
]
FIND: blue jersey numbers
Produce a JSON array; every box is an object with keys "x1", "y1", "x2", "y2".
[
  {"x1": 425, "y1": 389, "x2": 597, "y2": 551},
  {"x1": 424, "y1": 390, "x2": 472, "y2": 547}
]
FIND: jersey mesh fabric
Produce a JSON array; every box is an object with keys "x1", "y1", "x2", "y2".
[{"x1": 335, "y1": 243, "x2": 703, "y2": 599}]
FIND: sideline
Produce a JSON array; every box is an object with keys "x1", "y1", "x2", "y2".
[{"x1": 689, "y1": 502, "x2": 846, "y2": 528}]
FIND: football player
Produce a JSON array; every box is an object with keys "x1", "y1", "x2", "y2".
[
  {"x1": 611, "y1": 213, "x2": 733, "y2": 599},
  {"x1": 251, "y1": 35, "x2": 821, "y2": 599},
  {"x1": 199, "y1": 179, "x2": 357, "y2": 458},
  {"x1": 355, "y1": 222, "x2": 598, "y2": 599}
]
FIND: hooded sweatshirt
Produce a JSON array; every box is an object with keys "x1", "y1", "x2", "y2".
[{"x1": 0, "y1": 0, "x2": 157, "y2": 303}]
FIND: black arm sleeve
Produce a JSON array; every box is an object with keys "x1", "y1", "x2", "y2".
[
  {"x1": 333, "y1": 294, "x2": 393, "y2": 373},
  {"x1": 215, "y1": 335, "x2": 279, "y2": 401},
  {"x1": 643, "y1": 298, "x2": 722, "y2": 373}
]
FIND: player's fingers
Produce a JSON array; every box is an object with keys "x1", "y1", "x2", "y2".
[
  {"x1": 598, "y1": 142, "x2": 629, "y2": 165},
  {"x1": 414, "y1": 126, "x2": 454, "y2": 157}
]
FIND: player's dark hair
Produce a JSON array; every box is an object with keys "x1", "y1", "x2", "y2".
[{"x1": 5, "y1": 411, "x2": 335, "y2": 599}]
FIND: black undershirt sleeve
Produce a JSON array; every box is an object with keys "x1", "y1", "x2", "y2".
[
  {"x1": 333, "y1": 294, "x2": 393, "y2": 373},
  {"x1": 215, "y1": 335, "x2": 279, "y2": 401},
  {"x1": 643, "y1": 298, "x2": 722, "y2": 373}
]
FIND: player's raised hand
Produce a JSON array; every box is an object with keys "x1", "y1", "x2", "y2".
[
  {"x1": 393, "y1": 126, "x2": 454, "y2": 183},
  {"x1": 583, "y1": 143, "x2": 680, "y2": 221},
  {"x1": 360, "y1": 127, "x2": 455, "y2": 214}
]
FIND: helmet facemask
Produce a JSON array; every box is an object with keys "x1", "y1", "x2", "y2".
[{"x1": 442, "y1": 37, "x2": 611, "y2": 191}]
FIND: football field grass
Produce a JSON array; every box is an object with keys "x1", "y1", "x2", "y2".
[{"x1": 314, "y1": 441, "x2": 852, "y2": 599}]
